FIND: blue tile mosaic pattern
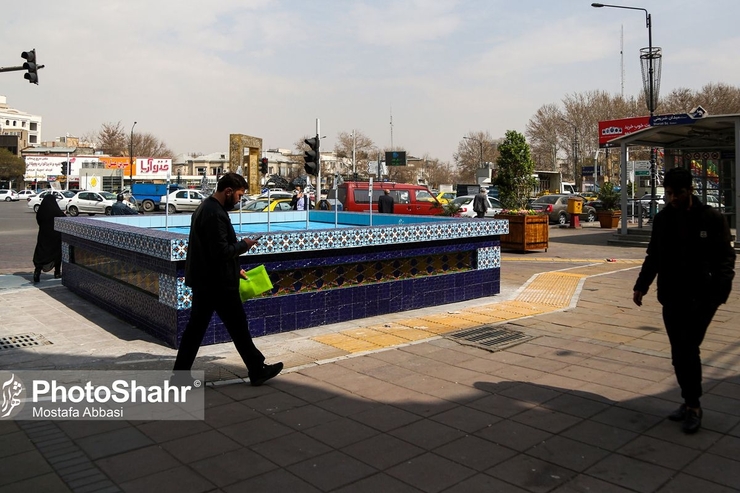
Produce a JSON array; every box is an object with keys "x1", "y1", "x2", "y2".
[
  {"x1": 476, "y1": 246, "x2": 501, "y2": 269},
  {"x1": 55, "y1": 213, "x2": 508, "y2": 261},
  {"x1": 175, "y1": 267, "x2": 502, "y2": 347},
  {"x1": 57, "y1": 213, "x2": 505, "y2": 349}
]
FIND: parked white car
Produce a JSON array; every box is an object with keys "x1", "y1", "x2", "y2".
[
  {"x1": 17, "y1": 190, "x2": 36, "y2": 199},
  {"x1": 66, "y1": 191, "x2": 119, "y2": 216},
  {"x1": 27, "y1": 190, "x2": 76, "y2": 212},
  {"x1": 450, "y1": 195, "x2": 503, "y2": 218},
  {"x1": 0, "y1": 189, "x2": 19, "y2": 201},
  {"x1": 161, "y1": 189, "x2": 206, "y2": 213}
]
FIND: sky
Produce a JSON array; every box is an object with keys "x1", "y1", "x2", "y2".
[{"x1": 2, "y1": 0, "x2": 739, "y2": 165}]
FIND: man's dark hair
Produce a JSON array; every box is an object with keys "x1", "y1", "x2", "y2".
[
  {"x1": 664, "y1": 167, "x2": 693, "y2": 191},
  {"x1": 217, "y1": 172, "x2": 248, "y2": 192}
]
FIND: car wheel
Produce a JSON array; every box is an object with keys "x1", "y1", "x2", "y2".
[
  {"x1": 558, "y1": 212, "x2": 567, "y2": 225},
  {"x1": 4, "y1": 197, "x2": 10, "y2": 202},
  {"x1": 105, "y1": 207, "x2": 112, "y2": 215},
  {"x1": 587, "y1": 210, "x2": 596, "y2": 222},
  {"x1": 168, "y1": 204, "x2": 176, "y2": 214},
  {"x1": 142, "y1": 200, "x2": 155, "y2": 213},
  {"x1": 68, "y1": 206, "x2": 79, "y2": 217},
  {"x1": 33, "y1": 204, "x2": 40, "y2": 213}
]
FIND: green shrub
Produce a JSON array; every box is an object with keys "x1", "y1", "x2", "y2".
[{"x1": 597, "y1": 182, "x2": 620, "y2": 211}]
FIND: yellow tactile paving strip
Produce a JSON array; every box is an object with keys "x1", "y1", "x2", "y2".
[
  {"x1": 311, "y1": 259, "x2": 639, "y2": 354},
  {"x1": 517, "y1": 272, "x2": 585, "y2": 307}
]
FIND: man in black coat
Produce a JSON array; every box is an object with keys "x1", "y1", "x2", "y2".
[
  {"x1": 111, "y1": 194, "x2": 137, "y2": 215},
  {"x1": 378, "y1": 189, "x2": 394, "y2": 213},
  {"x1": 173, "y1": 173, "x2": 282, "y2": 386},
  {"x1": 472, "y1": 187, "x2": 488, "y2": 218},
  {"x1": 633, "y1": 167, "x2": 735, "y2": 433}
]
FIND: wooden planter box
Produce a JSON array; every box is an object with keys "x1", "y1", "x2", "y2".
[
  {"x1": 494, "y1": 214, "x2": 549, "y2": 252},
  {"x1": 597, "y1": 211, "x2": 621, "y2": 228}
]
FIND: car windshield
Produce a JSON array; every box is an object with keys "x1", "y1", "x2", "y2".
[{"x1": 100, "y1": 192, "x2": 117, "y2": 200}]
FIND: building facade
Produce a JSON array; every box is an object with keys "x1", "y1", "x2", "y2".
[{"x1": 0, "y1": 95, "x2": 42, "y2": 153}]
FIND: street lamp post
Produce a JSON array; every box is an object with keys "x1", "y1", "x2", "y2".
[
  {"x1": 560, "y1": 118, "x2": 578, "y2": 187},
  {"x1": 592, "y1": 2, "x2": 661, "y2": 218},
  {"x1": 129, "y1": 121, "x2": 137, "y2": 187}
]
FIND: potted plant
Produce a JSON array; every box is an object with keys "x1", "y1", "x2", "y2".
[
  {"x1": 494, "y1": 209, "x2": 549, "y2": 252},
  {"x1": 596, "y1": 181, "x2": 621, "y2": 228}
]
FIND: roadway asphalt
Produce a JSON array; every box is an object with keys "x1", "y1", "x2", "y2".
[{"x1": 2, "y1": 207, "x2": 740, "y2": 493}]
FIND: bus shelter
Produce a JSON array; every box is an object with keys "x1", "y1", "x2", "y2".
[{"x1": 606, "y1": 113, "x2": 740, "y2": 235}]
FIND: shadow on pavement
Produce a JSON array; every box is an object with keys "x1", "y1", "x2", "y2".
[{"x1": 2, "y1": 336, "x2": 740, "y2": 492}]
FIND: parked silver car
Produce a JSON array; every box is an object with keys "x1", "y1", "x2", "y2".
[
  {"x1": 530, "y1": 194, "x2": 597, "y2": 225},
  {"x1": 450, "y1": 195, "x2": 503, "y2": 218},
  {"x1": 161, "y1": 190, "x2": 206, "y2": 213},
  {"x1": 0, "y1": 189, "x2": 19, "y2": 201},
  {"x1": 27, "y1": 190, "x2": 76, "y2": 212},
  {"x1": 66, "y1": 191, "x2": 119, "y2": 216}
]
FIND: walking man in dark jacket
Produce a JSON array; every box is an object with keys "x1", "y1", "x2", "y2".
[
  {"x1": 173, "y1": 173, "x2": 283, "y2": 386},
  {"x1": 633, "y1": 167, "x2": 735, "y2": 433},
  {"x1": 378, "y1": 189, "x2": 394, "y2": 213},
  {"x1": 473, "y1": 188, "x2": 488, "y2": 218},
  {"x1": 111, "y1": 194, "x2": 137, "y2": 215}
]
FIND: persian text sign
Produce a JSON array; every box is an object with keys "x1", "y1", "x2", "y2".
[
  {"x1": 598, "y1": 116, "x2": 651, "y2": 147},
  {"x1": 1, "y1": 370, "x2": 204, "y2": 421},
  {"x1": 24, "y1": 156, "x2": 66, "y2": 179},
  {"x1": 136, "y1": 158, "x2": 172, "y2": 176}
]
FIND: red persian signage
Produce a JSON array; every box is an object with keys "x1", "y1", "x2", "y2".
[{"x1": 598, "y1": 116, "x2": 651, "y2": 147}]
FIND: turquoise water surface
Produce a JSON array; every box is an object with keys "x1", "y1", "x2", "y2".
[{"x1": 157, "y1": 221, "x2": 357, "y2": 235}]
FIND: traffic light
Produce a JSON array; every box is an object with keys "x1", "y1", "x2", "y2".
[
  {"x1": 61, "y1": 162, "x2": 68, "y2": 176},
  {"x1": 304, "y1": 136, "x2": 319, "y2": 176},
  {"x1": 21, "y1": 49, "x2": 38, "y2": 84},
  {"x1": 260, "y1": 157, "x2": 268, "y2": 174}
]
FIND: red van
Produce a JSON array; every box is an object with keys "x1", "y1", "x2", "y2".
[{"x1": 328, "y1": 182, "x2": 442, "y2": 215}]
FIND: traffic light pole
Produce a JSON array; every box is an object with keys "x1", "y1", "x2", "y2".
[{"x1": 309, "y1": 118, "x2": 320, "y2": 231}]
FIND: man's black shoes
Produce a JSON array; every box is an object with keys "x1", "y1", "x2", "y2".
[
  {"x1": 668, "y1": 403, "x2": 687, "y2": 421},
  {"x1": 683, "y1": 407, "x2": 702, "y2": 434},
  {"x1": 249, "y1": 362, "x2": 283, "y2": 387},
  {"x1": 668, "y1": 404, "x2": 702, "y2": 433}
]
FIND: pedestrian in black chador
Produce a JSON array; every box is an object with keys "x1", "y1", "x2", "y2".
[
  {"x1": 633, "y1": 167, "x2": 735, "y2": 434},
  {"x1": 32, "y1": 194, "x2": 65, "y2": 282}
]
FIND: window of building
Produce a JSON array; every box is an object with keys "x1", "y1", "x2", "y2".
[{"x1": 30, "y1": 122, "x2": 37, "y2": 131}]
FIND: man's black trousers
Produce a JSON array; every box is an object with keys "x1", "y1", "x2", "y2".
[
  {"x1": 174, "y1": 288, "x2": 265, "y2": 373},
  {"x1": 662, "y1": 302, "x2": 719, "y2": 408}
]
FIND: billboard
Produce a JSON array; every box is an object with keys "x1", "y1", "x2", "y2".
[
  {"x1": 136, "y1": 158, "x2": 172, "y2": 177},
  {"x1": 385, "y1": 151, "x2": 407, "y2": 166},
  {"x1": 597, "y1": 116, "x2": 650, "y2": 147}
]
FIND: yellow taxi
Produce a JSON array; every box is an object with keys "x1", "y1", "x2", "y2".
[{"x1": 435, "y1": 191, "x2": 456, "y2": 204}]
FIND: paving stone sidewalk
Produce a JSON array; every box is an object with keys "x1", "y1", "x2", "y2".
[{"x1": 2, "y1": 226, "x2": 739, "y2": 492}]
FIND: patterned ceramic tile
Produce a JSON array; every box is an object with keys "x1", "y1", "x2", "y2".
[{"x1": 57, "y1": 213, "x2": 505, "y2": 348}]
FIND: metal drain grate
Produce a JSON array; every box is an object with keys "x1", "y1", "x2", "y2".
[
  {"x1": 449, "y1": 325, "x2": 533, "y2": 351},
  {"x1": 0, "y1": 333, "x2": 52, "y2": 351}
]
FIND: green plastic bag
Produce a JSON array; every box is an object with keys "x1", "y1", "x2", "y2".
[{"x1": 239, "y1": 265, "x2": 273, "y2": 302}]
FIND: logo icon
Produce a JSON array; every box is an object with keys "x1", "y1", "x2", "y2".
[{"x1": 1, "y1": 373, "x2": 25, "y2": 419}]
